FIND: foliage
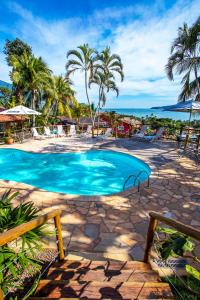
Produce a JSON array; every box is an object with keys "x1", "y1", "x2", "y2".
[
  {"x1": 156, "y1": 226, "x2": 200, "y2": 297},
  {"x1": 4, "y1": 38, "x2": 32, "y2": 66},
  {"x1": 166, "y1": 17, "x2": 200, "y2": 102},
  {"x1": 0, "y1": 189, "x2": 51, "y2": 298},
  {"x1": 66, "y1": 44, "x2": 124, "y2": 136},
  {"x1": 43, "y1": 75, "x2": 77, "y2": 122},
  {"x1": 164, "y1": 276, "x2": 200, "y2": 300},
  {"x1": 66, "y1": 44, "x2": 97, "y2": 135},
  {"x1": 10, "y1": 51, "x2": 51, "y2": 107}
]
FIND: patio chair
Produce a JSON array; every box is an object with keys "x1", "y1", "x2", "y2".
[
  {"x1": 31, "y1": 128, "x2": 48, "y2": 140},
  {"x1": 68, "y1": 125, "x2": 77, "y2": 137},
  {"x1": 44, "y1": 126, "x2": 56, "y2": 138},
  {"x1": 133, "y1": 125, "x2": 148, "y2": 138},
  {"x1": 96, "y1": 128, "x2": 112, "y2": 140},
  {"x1": 80, "y1": 125, "x2": 92, "y2": 138},
  {"x1": 57, "y1": 125, "x2": 66, "y2": 137},
  {"x1": 144, "y1": 127, "x2": 164, "y2": 142}
]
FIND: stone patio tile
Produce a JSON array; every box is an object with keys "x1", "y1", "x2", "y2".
[
  {"x1": 130, "y1": 245, "x2": 145, "y2": 261},
  {"x1": 84, "y1": 223, "x2": 100, "y2": 240},
  {"x1": 1, "y1": 138, "x2": 200, "y2": 260}
]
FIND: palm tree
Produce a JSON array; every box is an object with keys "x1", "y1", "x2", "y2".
[
  {"x1": 89, "y1": 70, "x2": 119, "y2": 133},
  {"x1": 97, "y1": 46, "x2": 124, "y2": 82},
  {"x1": 10, "y1": 51, "x2": 51, "y2": 125},
  {"x1": 166, "y1": 19, "x2": 200, "y2": 101},
  {"x1": 66, "y1": 44, "x2": 96, "y2": 136},
  {"x1": 0, "y1": 190, "x2": 50, "y2": 297},
  {"x1": 43, "y1": 75, "x2": 77, "y2": 121},
  {"x1": 90, "y1": 47, "x2": 123, "y2": 133}
]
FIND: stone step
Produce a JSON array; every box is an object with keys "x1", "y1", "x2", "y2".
[
  {"x1": 52, "y1": 260, "x2": 152, "y2": 271},
  {"x1": 46, "y1": 267, "x2": 159, "y2": 282},
  {"x1": 32, "y1": 280, "x2": 173, "y2": 299}
]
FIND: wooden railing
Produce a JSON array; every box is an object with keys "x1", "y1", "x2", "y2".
[
  {"x1": 144, "y1": 211, "x2": 200, "y2": 263},
  {"x1": 0, "y1": 209, "x2": 64, "y2": 300}
]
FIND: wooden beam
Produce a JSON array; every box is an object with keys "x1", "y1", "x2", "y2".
[
  {"x1": 143, "y1": 216, "x2": 157, "y2": 263},
  {"x1": 149, "y1": 211, "x2": 200, "y2": 241},
  {"x1": 0, "y1": 288, "x2": 4, "y2": 300},
  {"x1": 0, "y1": 209, "x2": 62, "y2": 246},
  {"x1": 54, "y1": 214, "x2": 65, "y2": 260},
  {"x1": 144, "y1": 211, "x2": 200, "y2": 262}
]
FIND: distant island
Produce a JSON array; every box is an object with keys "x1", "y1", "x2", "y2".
[{"x1": 0, "y1": 80, "x2": 12, "y2": 88}]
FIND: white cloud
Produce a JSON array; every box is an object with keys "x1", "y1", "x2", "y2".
[{"x1": 0, "y1": 0, "x2": 200, "y2": 107}]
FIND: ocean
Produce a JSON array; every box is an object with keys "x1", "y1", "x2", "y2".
[{"x1": 103, "y1": 108, "x2": 200, "y2": 121}]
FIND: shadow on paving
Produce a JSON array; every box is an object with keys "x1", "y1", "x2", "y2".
[{"x1": 1, "y1": 154, "x2": 199, "y2": 262}]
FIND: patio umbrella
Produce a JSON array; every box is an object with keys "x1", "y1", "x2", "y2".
[
  {"x1": 163, "y1": 99, "x2": 200, "y2": 122},
  {"x1": 0, "y1": 105, "x2": 41, "y2": 116},
  {"x1": 0, "y1": 105, "x2": 41, "y2": 140}
]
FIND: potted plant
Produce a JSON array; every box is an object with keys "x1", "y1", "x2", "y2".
[{"x1": 4, "y1": 128, "x2": 14, "y2": 144}]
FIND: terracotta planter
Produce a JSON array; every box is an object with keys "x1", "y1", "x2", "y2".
[{"x1": 5, "y1": 138, "x2": 14, "y2": 145}]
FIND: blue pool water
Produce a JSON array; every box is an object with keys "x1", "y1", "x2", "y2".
[{"x1": 0, "y1": 149, "x2": 151, "y2": 195}]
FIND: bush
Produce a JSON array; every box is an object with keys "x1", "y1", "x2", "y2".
[{"x1": 0, "y1": 190, "x2": 51, "y2": 299}]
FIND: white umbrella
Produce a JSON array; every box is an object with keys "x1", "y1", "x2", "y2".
[
  {"x1": 0, "y1": 105, "x2": 41, "y2": 141},
  {"x1": 164, "y1": 100, "x2": 200, "y2": 122},
  {"x1": 0, "y1": 105, "x2": 41, "y2": 115}
]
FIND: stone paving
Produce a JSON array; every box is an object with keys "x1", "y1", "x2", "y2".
[{"x1": 0, "y1": 137, "x2": 200, "y2": 261}]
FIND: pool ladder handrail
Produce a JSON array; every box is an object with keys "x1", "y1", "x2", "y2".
[{"x1": 123, "y1": 170, "x2": 150, "y2": 192}]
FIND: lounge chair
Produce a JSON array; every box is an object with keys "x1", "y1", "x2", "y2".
[
  {"x1": 44, "y1": 126, "x2": 56, "y2": 138},
  {"x1": 57, "y1": 125, "x2": 66, "y2": 137},
  {"x1": 96, "y1": 128, "x2": 112, "y2": 140},
  {"x1": 133, "y1": 125, "x2": 148, "y2": 138},
  {"x1": 80, "y1": 125, "x2": 92, "y2": 138},
  {"x1": 31, "y1": 128, "x2": 48, "y2": 140},
  {"x1": 68, "y1": 125, "x2": 77, "y2": 137},
  {"x1": 144, "y1": 127, "x2": 164, "y2": 142}
]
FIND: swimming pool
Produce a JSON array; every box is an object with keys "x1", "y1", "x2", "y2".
[{"x1": 0, "y1": 149, "x2": 151, "y2": 195}]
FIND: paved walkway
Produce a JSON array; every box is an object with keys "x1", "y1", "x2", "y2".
[{"x1": 0, "y1": 137, "x2": 199, "y2": 261}]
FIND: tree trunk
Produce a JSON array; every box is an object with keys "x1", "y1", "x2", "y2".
[
  {"x1": 84, "y1": 70, "x2": 94, "y2": 137},
  {"x1": 194, "y1": 65, "x2": 200, "y2": 100},
  {"x1": 32, "y1": 90, "x2": 36, "y2": 127}
]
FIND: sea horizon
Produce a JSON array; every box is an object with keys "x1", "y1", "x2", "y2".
[{"x1": 103, "y1": 108, "x2": 200, "y2": 121}]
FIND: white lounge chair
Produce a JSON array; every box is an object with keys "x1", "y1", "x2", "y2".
[
  {"x1": 57, "y1": 125, "x2": 66, "y2": 137},
  {"x1": 133, "y1": 125, "x2": 148, "y2": 138},
  {"x1": 44, "y1": 126, "x2": 56, "y2": 138},
  {"x1": 31, "y1": 128, "x2": 48, "y2": 140},
  {"x1": 144, "y1": 127, "x2": 164, "y2": 142},
  {"x1": 68, "y1": 125, "x2": 77, "y2": 137},
  {"x1": 96, "y1": 128, "x2": 112, "y2": 140},
  {"x1": 80, "y1": 125, "x2": 92, "y2": 138}
]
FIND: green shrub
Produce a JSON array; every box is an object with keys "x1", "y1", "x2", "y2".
[{"x1": 0, "y1": 190, "x2": 51, "y2": 299}]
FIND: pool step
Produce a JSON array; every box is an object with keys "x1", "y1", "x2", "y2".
[{"x1": 30, "y1": 260, "x2": 174, "y2": 299}]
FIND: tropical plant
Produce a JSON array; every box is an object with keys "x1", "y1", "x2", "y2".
[
  {"x1": 0, "y1": 87, "x2": 17, "y2": 108},
  {"x1": 66, "y1": 44, "x2": 97, "y2": 136},
  {"x1": 42, "y1": 75, "x2": 77, "y2": 121},
  {"x1": 10, "y1": 51, "x2": 51, "y2": 124},
  {"x1": 4, "y1": 38, "x2": 32, "y2": 66},
  {"x1": 166, "y1": 17, "x2": 200, "y2": 102},
  {"x1": 89, "y1": 70, "x2": 119, "y2": 132},
  {"x1": 0, "y1": 189, "x2": 51, "y2": 299},
  {"x1": 97, "y1": 46, "x2": 124, "y2": 82},
  {"x1": 156, "y1": 226, "x2": 200, "y2": 298}
]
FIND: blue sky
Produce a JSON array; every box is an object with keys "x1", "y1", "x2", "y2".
[{"x1": 0, "y1": 0, "x2": 200, "y2": 108}]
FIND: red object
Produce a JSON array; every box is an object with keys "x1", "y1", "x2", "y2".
[{"x1": 0, "y1": 115, "x2": 26, "y2": 123}]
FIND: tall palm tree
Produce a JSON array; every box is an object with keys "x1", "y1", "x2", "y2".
[
  {"x1": 66, "y1": 44, "x2": 96, "y2": 136},
  {"x1": 43, "y1": 75, "x2": 76, "y2": 121},
  {"x1": 90, "y1": 47, "x2": 123, "y2": 133},
  {"x1": 89, "y1": 70, "x2": 119, "y2": 133},
  {"x1": 166, "y1": 19, "x2": 200, "y2": 101},
  {"x1": 97, "y1": 46, "x2": 124, "y2": 82},
  {"x1": 10, "y1": 51, "x2": 51, "y2": 124}
]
